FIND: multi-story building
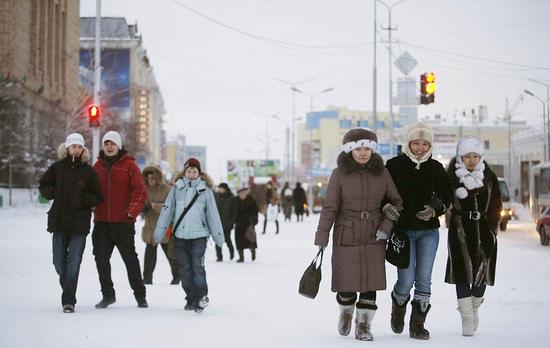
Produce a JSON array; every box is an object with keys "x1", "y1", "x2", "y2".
[
  {"x1": 511, "y1": 128, "x2": 546, "y2": 204},
  {"x1": 79, "y1": 17, "x2": 165, "y2": 166},
  {"x1": 0, "y1": 0, "x2": 80, "y2": 186}
]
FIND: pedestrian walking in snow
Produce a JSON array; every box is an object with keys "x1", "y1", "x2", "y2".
[
  {"x1": 141, "y1": 166, "x2": 179, "y2": 285},
  {"x1": 92, "y1": 131, "x2": 148, "y2": 309},
  {"x1": 214, "y1": 182, "x2": 237, "y2": 261},
  {"x1": 263, "y1": 183, "x2": 280, "y2": 234},
  {"x1": 293, "y1": 182, "x2": 307, "y2": 222},
  {"x1": 39, "y1": 133, "x2": 103, "y2": 313},
  {"x1": 445, "y1": 136, "x2": 502, "y2": 336},
  {"x1": 314, "y1": 128, "x2": 402, "y2": 341},
  {"x1": 384, "y1": 122, "x2": 453, "y2": 340},
  {"x1": 153, "y1": 158, "x2": 225, "y2": 313},
  {"x1": 281, "y1": 182, "x2": 294, "y2": 222},
  {"x1": 234, "y1": 187, "x2": 259, "y2": 262}
]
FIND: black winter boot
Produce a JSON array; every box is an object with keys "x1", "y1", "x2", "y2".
[
  {"x1": 275, "y1": 220, "x2": 279, "y2": 234},
  {"x1": 251, "y1": 248, "x2": 256, "y2": 261},
  {"x1": 95, "y1": 296, "x2": 116, "y2": 309},
  {"x1": 391, "y1": 292, "x2": 410, "y2": 334},
  {"x1": 236, "y1": 249, "x2": 244, "y2": 263},
  {"x1": 409, "y1": 301, "x2": 431, "y2": 340}
]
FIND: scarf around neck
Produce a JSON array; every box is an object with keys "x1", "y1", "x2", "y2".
[{"x1": 455, "y1": 160, "x2": 485, "y2": 190}]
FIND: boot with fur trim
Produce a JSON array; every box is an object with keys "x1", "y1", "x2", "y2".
[
  {"x1": 338, "y1": 304, "x2": 355, "y2": 336},
  {"x1": 457, "y1": 297, "x2": 475, "y2": 336},
  {"x1": 355, "y1": 308, "x2": 376, "y2": 341},
  {"x1": 409, "y1": 301, "x2": 431, "y2": 340},
  {"x1": 472, "y1": 296, "x2": 484, "y2": 331},
  {"x1": 391, "y1": 292, "x2": 410, "y2": 334}
]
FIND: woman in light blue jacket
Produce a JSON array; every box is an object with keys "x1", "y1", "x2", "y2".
[{"x1": 154, "y1": 158, "x2": 224, "y2": 313}]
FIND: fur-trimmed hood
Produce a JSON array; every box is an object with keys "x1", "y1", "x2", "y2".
[
  {"x1": 336, "y1": 152, "x2": 385, "y2": 175},
  {"x1": 57, "y1": 143, "x2": 91, "y2": 162},
  {"x1": 142, "y1": 165, "x2": 164, "y2": 185},
  {"x1": 172, "y1": 170, "x2": 215, "y2": 189}
]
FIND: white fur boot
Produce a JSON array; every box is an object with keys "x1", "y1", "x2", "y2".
[
  {"x1": 338, "y1": 304, "x2": 355, "y2": 336},
  {"x1": 457, "y1": 297, "x2": 475, "y2": 336},
  {"x1": 355, "y1": 308, "x2": 376, "y2": 341},
  {"x1": 472, "y1": 296, "x2": 484, "y2": 331}
]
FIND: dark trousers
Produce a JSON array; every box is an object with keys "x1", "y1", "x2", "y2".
[
  {"x1": 175, "y1": 237, "x2": 208, "y2": 305},
  {"x1": 143, "y1": 242, "x2": 179, "y2": 281},
  {"x1": 262, "y1": 218, "x2": 279, "y2": 234},
  {"x1": 337, "y1": 291, "x2": 377, "y2": 309},
  {"x1": 215, "y1": 228, "x2": 235, "y2": 260},
  {"x1": 52, "y1": 232, "x2": 86, "y2": 305},
  {"x1": 455, "y1": 283, "x2": 487, "y2": 299},
  {"x1": 92, "y1": 222, "x2": 146, "y2": 299}
]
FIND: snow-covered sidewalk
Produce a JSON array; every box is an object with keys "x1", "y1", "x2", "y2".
[{"x1": 1, "y1": 205, "x2": 549, "y2": 347}]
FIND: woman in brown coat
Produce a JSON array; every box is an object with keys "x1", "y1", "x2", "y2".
[
  {"x1": 141, "y1": 166, "x2": 179, "y2": 285},
  {"x1": 314, "y1": 128, "x2": 402, "y2": 341}
]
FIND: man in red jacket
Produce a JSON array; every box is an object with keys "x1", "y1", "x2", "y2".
[{"x1": 92, "y1": 130, "x2": 148, "y2": 309}]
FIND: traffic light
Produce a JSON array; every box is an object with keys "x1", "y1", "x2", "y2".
[
  {"x1": 88, "y1": 104, "x2": 100, "y2": 127},
  {"x1": 420, "y1": 72, "x2": 436, "y2": 105}
]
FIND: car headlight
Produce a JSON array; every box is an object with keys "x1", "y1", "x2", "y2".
[{"x1": 500, "y1": 210, "x2": 506, "y2": 217}]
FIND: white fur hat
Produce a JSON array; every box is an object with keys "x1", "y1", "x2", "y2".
[
  {"x1": 457, "y1": 136, "x2": 483, "y2": 160},
  {"x1": 65, "y1": 133, "x2": 85, "y2": 148},
  {"x1": 102, "y1": 130, "x2": 122, "y2": 148}
]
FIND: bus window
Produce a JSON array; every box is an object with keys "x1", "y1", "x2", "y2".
[
  {"x1": 498, "y1": 179, "x2": 510, "y2": 202},
  {"x1": 534, "y1": 174, "x2": 540, "y2": 199},
  {"x1": 541, "y1": 168, "x2": 550, "y2": 194}
]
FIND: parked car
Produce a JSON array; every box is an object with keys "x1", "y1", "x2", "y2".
[
  {"x1": 536, "y1": 207, "x2": 550, "y2": 245},
  {"x1": 498, "y1": 177, "x2": 513, "y2": 231}
]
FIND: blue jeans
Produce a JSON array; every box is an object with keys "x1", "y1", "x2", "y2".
[
  {"x1": 52, "y1": 232, "x2": 87, "y2": 305},
  {"x1": 393, "y1": 229, "x2": 439, "y2": 297},
  {"x1": 175, "y1": 237, "x2": 208, "y2": 305}
]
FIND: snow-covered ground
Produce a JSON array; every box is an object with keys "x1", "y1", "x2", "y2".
[{"x1": 1, "y1": 196, "x2": 549, "y2": 347}]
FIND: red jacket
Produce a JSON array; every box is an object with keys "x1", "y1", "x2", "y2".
[{"x1": 93, "y1": 151, "x2": 147, "y2": 223}]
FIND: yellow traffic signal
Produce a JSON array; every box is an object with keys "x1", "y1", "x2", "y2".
[{"x1": 420, "y1": 72, "x2": 436, "y2": 105}]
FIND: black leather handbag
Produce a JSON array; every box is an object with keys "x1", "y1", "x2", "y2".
[
  {"x1": 299, "y1": 248, "x2": 324, "y2": 299},
  {"x1": 386, "y1": 223, "x2": 410, "y2": 269}
]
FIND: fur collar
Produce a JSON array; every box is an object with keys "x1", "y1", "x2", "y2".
[
  {"x1": 455, "y1": 159, "x2": 485, "y2": 190},
  {"x1": 142, "y1": 166, "x2": 164, "y2": 185},
  {"x1": 57, "y1": 143, "x2": 91, "y2": 162},
  {"x1": 336, "y1": 152, "x2": 385, "y2": 175},
  {"x1": 172, "y1": 170, "x2": 215, "y2": 190}
]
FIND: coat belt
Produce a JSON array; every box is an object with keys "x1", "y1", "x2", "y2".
[
  {"x1": 338, "y1": 209, "x2": 382, "y2": 221},
  {"x1": 452, "y1": 209, "x2": 486, "y2": 221}
]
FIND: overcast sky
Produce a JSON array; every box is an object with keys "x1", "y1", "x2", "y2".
[{"x1": 80, "y1": 0, "x2": 550, "y2": 180}]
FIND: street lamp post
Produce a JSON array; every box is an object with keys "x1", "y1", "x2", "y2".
[
  {"x1": 525, "y1": 89, "x2": 549, "y2": 161},
  {"x1": 528, "y1": 79, "x2": 550, "y2": 161},
  {"x1": 377, "y1": 0, "x2": 409, "y2": 157},
  {"x1": 92, "y1": 0, "x2": 102, "y2": 164},
  {"x1": 273, "y1": 78, "x2": 314, "y2": 181},
  {"x1": 272, "y1": 114, "x2": 290, "y2": 182},
  {"x1": 254, "y1": 112, "x2": 281, "y2": 162}
]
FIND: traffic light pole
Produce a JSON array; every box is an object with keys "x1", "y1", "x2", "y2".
[{"x1": 92, "y1": 0, "x2": 102, "y2": 164}]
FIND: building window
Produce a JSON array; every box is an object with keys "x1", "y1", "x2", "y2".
[
  {"x1": 358, "y1": 120, "x2": 368, "y2": 128},
  {"x1": 339, "y1": 119, "x2": 352, "y2": 129},
  {"x1": 484, "y1": 140, "x2": 490, "y2": 150}
]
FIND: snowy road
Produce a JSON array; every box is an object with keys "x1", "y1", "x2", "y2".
[{"x1": 1, "y1": 205, "x2": 549, "y2": 348}]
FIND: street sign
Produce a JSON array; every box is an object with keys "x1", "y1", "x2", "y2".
[{"x1": 394, "y1": 51, "x2": 418, "y2": 76}]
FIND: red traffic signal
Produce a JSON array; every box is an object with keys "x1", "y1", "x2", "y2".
[
  {"x1": 88, "y1": 104, "x2": 100, "y2": 127},
  {"x1": 420, "y1": 72, "x2": 436, "y2": 105}
]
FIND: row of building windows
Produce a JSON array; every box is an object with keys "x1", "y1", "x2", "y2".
[{"x1": 338, "y1": 119, "x2": 401, "y2": 129}]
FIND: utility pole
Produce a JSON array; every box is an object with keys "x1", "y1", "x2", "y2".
[
  {"x1": 92, "y1": 0, "x2": 102, "y2": 164},
  {"x1": 506, "y1": 98, "x2": 512, "y2": 185},
  {"x1": 372, "y1": 0, "x2": 377, "y2": 131}
]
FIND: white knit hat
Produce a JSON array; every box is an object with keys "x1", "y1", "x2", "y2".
[
  {"x1": 405, "y1": 121, "x2": 434, "y2": 145},
  {"x1": 65, "y1": 133, "x2": 85, "y2": 148},
  {"x1": 457, "y1": 135, "x2": 483, "y2": 161},
  {"x1": 102, "y1": 130, "x2": 122, "y2": 148}
]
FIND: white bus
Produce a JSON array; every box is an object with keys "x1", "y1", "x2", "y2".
[{"x1": 529, "y1": 162, "x2": 550, "y2": 245}]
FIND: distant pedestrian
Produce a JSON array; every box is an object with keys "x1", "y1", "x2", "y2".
[
  {"x1": 262, "y1": 181, "x2": 280, "y2": 234},
  {"x1": 214, "y1": 183, "x2": 237, "y2": 261},
  {"x1": 141, "y1": 166, "x2": 179, "y2": 285},
  {"x1": 92, "y1": 131, "x2": 148, "y2": 309},
  {"x1": 445, "y1": 136, "x2": 502, "y2": 337},
  {"x1": 234, "y1": 187, "x2": 259, "y2": 262},
  {"x1": 293, "y1": 182, "x2": 307, "y2": 222},
  {"x1": 281, "y1": 182, "x2": 293, "y2": 222},
  {"x1": 39, "y1": 133, "x2": 102, "y2": 313},
  {"x1": 153, "y1": 158, "x2": 225, "y2": 313},
  {"x1": 315, "y1": 128, "x2": 402, "y2": 341}
]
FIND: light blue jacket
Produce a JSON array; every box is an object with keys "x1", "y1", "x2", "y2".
[{"x1": 153, "y1": 176, "x2": 224, "y2": 247}]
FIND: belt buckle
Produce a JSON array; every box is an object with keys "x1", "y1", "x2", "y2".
[
  {"x1": 360, "y1": 211, "x2": 369, "y2": 220},
  {"x1": 469, "y1": 211, "x2": 481, "y2": 220}
]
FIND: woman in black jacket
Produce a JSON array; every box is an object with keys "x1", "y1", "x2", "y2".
[
  {"x1": 214, "y1": 183, "x2": 236, "y2": 261},
  {"x1": 234, "y1": 187, "x2": 259, "y2": 262},
  {"x1": 445, "y1": 136, "x2": 501, "y2": 337},
  {"x1": 384, "y1": 122, "x2": 453, "y2": 340},
  {"x1": 39, "y1": 133, "x2": 102, "y2": 313}
]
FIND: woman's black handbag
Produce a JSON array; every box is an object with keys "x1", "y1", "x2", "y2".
[
  {"x1": 299, "y1": 248, "x2": 324, "y2": 299},
  {"x1": 429, "y1": 191, "x2": 445, "y2": 213},
  {"x1": 386, "y1": 224, "x2": 410, "y2": 269}
]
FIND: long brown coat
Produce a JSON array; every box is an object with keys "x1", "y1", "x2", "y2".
[
  {"x1": 142, "y1": 166, "x2": 171, "y2": 244},
  {"x1": 315, "y1": 153, "x2": 403, "y2": 292}
]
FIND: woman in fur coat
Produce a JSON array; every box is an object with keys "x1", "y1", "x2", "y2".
[
  {"x1": 153, "y1": 158, "x2": 225, "y2": 313},
  {"x1": 445, "y1": 136, "x2": 502, "y2": 336},
  {"x1": 314, "y1": 128, "x2": 402, "y2": 341},
  {"x1": 39, "y1": 133, "x2": 102, "y2": 313}
]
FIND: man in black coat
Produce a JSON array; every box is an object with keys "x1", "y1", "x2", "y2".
[
  {"x1": 39, "y1": 133, "x2": 102, "y2": 313},
  {"x1": 214, "y1": 183, "x2": 236, "y2": 261}
]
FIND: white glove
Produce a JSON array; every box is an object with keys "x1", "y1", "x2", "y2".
[{"x1": 375, "y1": 230, "x2": 388, "y2": 241}]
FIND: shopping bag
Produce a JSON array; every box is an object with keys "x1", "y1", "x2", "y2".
[
  {"x1": 299, "y1": 248, "x2": 324, "y2": 299},
  {"x1": 385, "y1": 225, "x2": 410, "y2": 269}
]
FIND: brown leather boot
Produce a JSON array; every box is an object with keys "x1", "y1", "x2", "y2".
[
  {"x1": 391, "y1": 292, "x2": 410, "y2": 334},
  {"x1": 409, "y1": 301, "x2": 431, "y2": 340}
]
